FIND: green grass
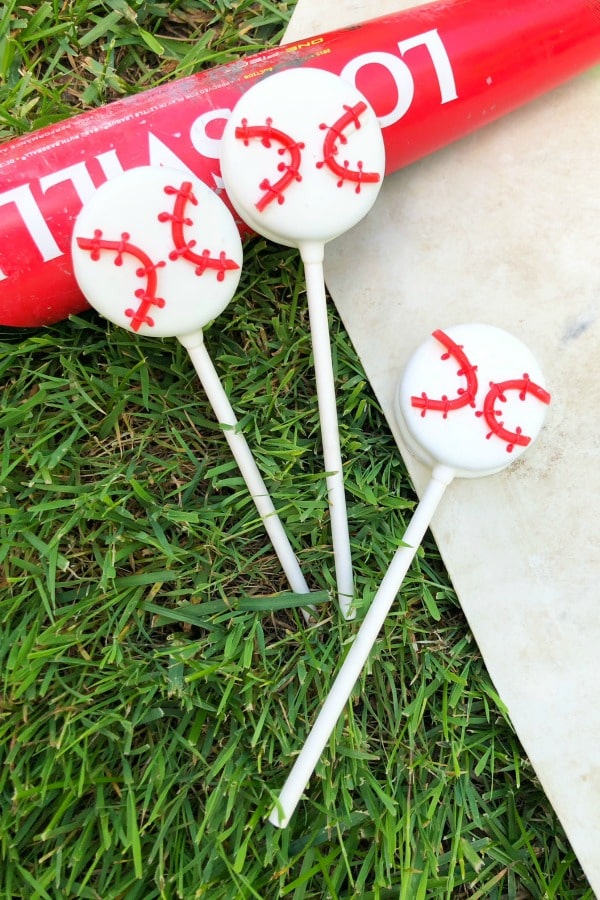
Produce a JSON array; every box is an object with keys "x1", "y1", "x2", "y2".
[{"x1": 0, "y1": 2, "x2": 593, "y2": 898}]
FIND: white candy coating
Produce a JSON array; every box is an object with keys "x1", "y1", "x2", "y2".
[
  {"x1": 220, "y1": 67, "x2": 385, "y2": 247},
  {"x1": 71, "y1": 166, "x2": 243, "y2": 338},
  {"x1": 395, "y1": 323, "x2": 551, "y2": 478}
]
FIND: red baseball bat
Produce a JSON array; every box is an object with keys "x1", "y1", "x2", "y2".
[{"x1": 1, "y1": 0, "x2": 599, "y2": 327}]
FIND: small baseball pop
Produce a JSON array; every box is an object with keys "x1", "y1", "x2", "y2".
[
  {"x1": 268, "y1": 323, "x2": 551, "y2": 827},
  {"x1": 71, "y1": 165, "x2": 311, "y2": 603},
  {"x1": 220, "y1": 67, "x2": 386, "y2": 619}
]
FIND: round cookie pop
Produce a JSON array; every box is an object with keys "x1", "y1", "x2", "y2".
[
  {"x1": 71, "y1": 166, "x2": 311, "y2": 603},
  {"x1": 268, "y1": 324, "x2": 551, "y2": 828},
  {"x1": 220, "y1": 67, "x2": 386, "y2": 620},
  {"x1": 396, "y1": 323, "x2": 551, "y2": 477}
]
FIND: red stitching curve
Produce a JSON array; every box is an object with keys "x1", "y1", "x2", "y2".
[
  {"x1": 76, "y1": 229, "x2": 166, "y2": 331},
  {"x1": 234, "y1": 118, "x2": 305, "y2": 211},
  {"x1": 477, "y1": 375, "x2": 551, "y2": 452},
  {"x1": 316, "y1": 102, "x2": 381, "y2": 192},
  {"x1": 158, "y1": 182, "x2": 241, "y2": 280},
  {"x1": 411, "y1": 330, "x2": 479, "y2": 418}
]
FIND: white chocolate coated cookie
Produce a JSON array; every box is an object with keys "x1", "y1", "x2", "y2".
[
  {"x1": 71, "y1": 166, "x2": 243, "y2": 338},
  {"x1": 220, "y1": 68, "x2": 385, "y2": 247},
  {"x1": 396, "y1": 324, "x2": 551, "y2": 478}
]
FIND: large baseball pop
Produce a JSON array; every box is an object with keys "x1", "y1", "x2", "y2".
[
  {"x1": 269, "y1": 323, "x2": 551, "y2": 827},
  {"x1": 220, "y1": 67, "x2": 386, "y2": 619},
  {"x1": 71, "y1": 165, "x2": 311, "y2": 604}
]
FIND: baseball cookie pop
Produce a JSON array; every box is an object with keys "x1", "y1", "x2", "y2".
[
  {"x1": 269, "y1": 323, "x2": 551, "y2": 827},
  {"x1": 220, "y1": 68, "x2": 386, "y2": 620},
  {"x1": 71, "y1": 165, "x2": 311, "y2": 604}
]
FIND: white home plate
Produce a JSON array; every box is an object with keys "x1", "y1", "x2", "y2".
[{"x1": 285, "y1": 0, "x2": 600, "y2": 892}]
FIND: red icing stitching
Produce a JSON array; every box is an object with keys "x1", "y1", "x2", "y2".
[
  {"x1": 477, "y1": 375, "x2": 551, "y2": 452},
  {"x1": 76, "y1": 229, "x2": 166, "y2": 331},
  {"x1": 411, "y1": 329, "x2": 479, "y2": 418},
  {"x1": 317, "y1": 102, "x2": 381, "y2": 192},
  {"x1": 159, "y1": 181, "x2": 240, "y2": 280},
  {"x1": 234, "y1": 118, "x2": 304, "y2": 211}
]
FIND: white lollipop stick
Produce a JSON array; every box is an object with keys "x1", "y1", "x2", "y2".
[
  {"x1": 301, "y1": 241, "x2": 353, "y2": 612},
  {"x1": 220, "y1": 68, "x2": 386, "y2": 619},
  {"x1": 180, "y1": 330, "x2": 310, "y2": 596},
  {"x1": 269, "y1": 323, "x2": 552, "y2": 827},
  {"x1": 268, "y1": 464, "x2": 452, "y2": 828},
  {"x1": 71, "y1": 166, "x2": 311, "y2": 603}
]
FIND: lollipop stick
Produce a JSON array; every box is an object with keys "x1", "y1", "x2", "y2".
[
  {"x1": 268, "y1": 464, "x2": 455, "y2": 828},
  {"x1": 180, "y1": 330, "x2": 311, "y2": 603},
  {"x1": 301, "y1": 241, "x2": 354, "y2": 620}
]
